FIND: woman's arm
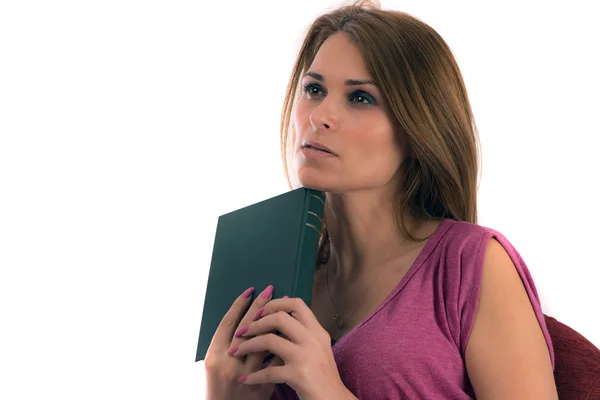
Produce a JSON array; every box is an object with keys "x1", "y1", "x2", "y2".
[{"x1": 465, "y1": 238, "x2": 558, "y2": 399}]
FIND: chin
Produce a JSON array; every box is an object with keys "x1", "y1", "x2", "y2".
[
  {"x1": 292, "y1": 154, "x2": 346, "y2": 192},
  {"x1": 294, "y1": 168, "x2": 339, "y2": 193}
]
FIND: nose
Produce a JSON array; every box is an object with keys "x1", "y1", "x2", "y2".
[{"x1": 309, "y1": 98, "x2": 339, "y2": 132}]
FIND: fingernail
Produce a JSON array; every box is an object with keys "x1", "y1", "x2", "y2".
[
  {"x1": 227, "y1": 345, "x2": 239, "y2": 356},
  {"x1": 237, "y1": 375, "x2": 247, "y2": 382},
  {"x1": 283, "y1": 295, "x2": 289, "y2": 299},
  {"x1": 240, "y1": 287, "x2": 255, "y2": 299},
  {"x1": 253, "y1": 306, "x2": 264, "y2": 321},
  {"x1": 261, "y1": 285, "x2": 274, "y2": 299},
  {"x1": 234, "y1": 326, "x2": 248, "y2": 337}
]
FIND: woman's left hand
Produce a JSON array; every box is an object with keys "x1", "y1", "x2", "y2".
[{"x1": 228, "y1": 296, "x2": 356, "y2": 400}]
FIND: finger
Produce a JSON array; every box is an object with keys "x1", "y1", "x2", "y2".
[
  {"x1": 238, "y1": 364, "x2": 289, "y2": 385},
  {"x1": 232, "y1": 333, "x2": 295, "y2": 362},
  {"x1": 229, "y1": 284, "x2": 274, "y2": 348},
  {"x1": 239, "y1": 311, "x2": 306, "y2": 344},
  {"x1": 260, "y1": 297, "x2": 321, "y2": 331},
  {"x1": 257, "y1": 334, "x2": 288, "y2": 372},
  {"x1": 244, "y1": 347, "x2": 272, "y2": 373},
  {"x1": 230, "y1": 285, "x2": 275, "y2": 370},
  {"x1": 210, "y1": 286, "x2": 255, "y2": 349}
]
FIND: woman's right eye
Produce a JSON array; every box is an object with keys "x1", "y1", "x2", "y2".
[{"x1": 302, "y1": 83, "x2": 323, "y2": 97}]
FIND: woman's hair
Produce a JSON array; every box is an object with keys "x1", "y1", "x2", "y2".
[{"x1": 280, "y1": 0, "x2": 481, "y2": 255}]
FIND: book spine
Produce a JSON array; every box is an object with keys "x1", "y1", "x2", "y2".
[{"x1": 292, "y1": 189, "x2": 326, "y2": 307}]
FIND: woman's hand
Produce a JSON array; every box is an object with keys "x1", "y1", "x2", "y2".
[
  {"x1": 229, "y1": 296, "x2": 357, "y2": 400},
  {"x1": 203, "y1": 285, "x2": 283, "y2": 400}
]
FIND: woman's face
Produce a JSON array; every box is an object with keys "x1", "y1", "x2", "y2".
[{"x1": 292, "y1": 32, "x2": 409, "y2": 194}]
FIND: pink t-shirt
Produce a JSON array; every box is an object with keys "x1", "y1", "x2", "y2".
[{"x1": 272, "y1": 219, "x2": 555, "y2": 399}]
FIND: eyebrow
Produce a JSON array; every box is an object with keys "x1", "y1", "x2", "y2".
[{"x1": 304, "y1": 71, "x2": 375, "y2": 86}]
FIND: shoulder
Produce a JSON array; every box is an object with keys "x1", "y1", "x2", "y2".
[
  {"x1": 464, "y1": 235, "x2": 557, "y2": 397},
  {"x1": 436, "y1": 219, "x2": 498, "y2": 268},
  {"x1": 438, "y1": 219, "x2": 533, "y2": 304},
  {"x1": 442, "y1": 219, "x2": 497, "y2": 242},
  {"x1": 434, "y1": 220, "x2": 546, "y2": 345},
  {"x1": 441, "y1": 220, "x2": 531, "y2": 283},
  {"x1": 438, "y1": 219, "x2": 522, "y2": 266},
  {"x1": 444, "y1": 221, "x2": 556, "y2": 364}
]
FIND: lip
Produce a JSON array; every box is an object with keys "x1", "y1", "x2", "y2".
[{"x1": 301, "y1": 140, "x2": 338, "y2": 156}]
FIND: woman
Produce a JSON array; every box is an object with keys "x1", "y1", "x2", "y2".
[{"x1": 204, "y1": 1, "x2": 558, "y2": 399}]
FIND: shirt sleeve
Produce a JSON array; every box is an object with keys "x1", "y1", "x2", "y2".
[{"x1": 456, "y1": 227, "x2": 555, "y2": 369}]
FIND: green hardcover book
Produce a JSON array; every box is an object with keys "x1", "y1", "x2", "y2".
[{"x1": 195, "y1": 187, "x2": 326, "y2": 362}]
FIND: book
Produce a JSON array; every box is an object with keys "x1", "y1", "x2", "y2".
[{"x1": 195, "y1": 187, "x2": 326, "y2": 362}]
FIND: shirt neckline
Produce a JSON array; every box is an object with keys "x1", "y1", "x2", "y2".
[{"x1": 330, "y1": 218, "x2": 455, "y2": 351}]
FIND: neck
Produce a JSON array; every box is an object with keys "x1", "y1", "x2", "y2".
[{"x1": 323, "y1": 188, "x2": 420, "y2": 282}]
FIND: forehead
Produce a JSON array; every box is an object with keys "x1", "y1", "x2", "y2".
[{"x1": 308, "y1": 32, "x2": 371, "y2": 80}]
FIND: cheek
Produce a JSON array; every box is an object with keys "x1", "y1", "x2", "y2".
[
  {"x1": 357, "y1": 126, "x2": 404, "y2": 168},
  {"x1": 293, "y1": 99, "x2": 311, "y2": 133},
  {"x1": 359, "y1": 121, "x2": 397, "y2": 153}
]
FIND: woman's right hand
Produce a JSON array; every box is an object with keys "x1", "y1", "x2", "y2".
[{"x1": 204, "y1": 285, "x2": 282, "y2": 400}]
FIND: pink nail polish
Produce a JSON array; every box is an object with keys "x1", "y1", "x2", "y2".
[
  {"x1": 253, "y1": 306, "x2": 264, "y2": 321},
  {"x1": 240, "y1": 287, "x2": 255, "y2": 299},
  {"x1": 234, "y1": 326, "x2": 248, "y2": 337},
  {"x1": 261, "y1": 285, "x2": 274, "y2": 299},
  {"x1": 238, "y1": 375, "x2": 247, "y2": 383},
  {"x1": 227, "y1": 345, "x2": 239, "y2": 356},
  {"x1": 283, "y1": 295, "x2": 289, "y2": 299}
]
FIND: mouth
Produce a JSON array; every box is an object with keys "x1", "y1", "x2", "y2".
[{"x1": 301, "y1": 140, "x2": 337, "y2": 156}]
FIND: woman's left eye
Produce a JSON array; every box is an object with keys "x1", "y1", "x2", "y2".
[{"x1": 349, "y1": 91, "x2": 376, "y2": 105}]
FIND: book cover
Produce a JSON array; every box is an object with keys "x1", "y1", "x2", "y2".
[{"x1": 195, "y1": 187, "x2": 326, "y2": 362}]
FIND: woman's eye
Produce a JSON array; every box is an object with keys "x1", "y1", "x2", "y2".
[
  {"x1": 303, "y1": 83, "x2": 323, "y2": 96},
  {"x1": 350, "y1": 91, "x2": 376, "y2": 105}
]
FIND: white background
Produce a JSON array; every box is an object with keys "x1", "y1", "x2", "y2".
[{"x1": 1, "y1": 0, "x2": 598, "y2": 398}]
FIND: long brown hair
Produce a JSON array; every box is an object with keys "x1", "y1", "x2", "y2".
[{"x1": 280, "y1": 0, "x2": 481, "y2": 254}]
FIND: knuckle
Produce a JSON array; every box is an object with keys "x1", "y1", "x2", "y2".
[
  {"x1": 221, "y1": 315, "x2": 237, "y2": 329},
  {"x1": 203, "y1": 354, "x2": 219, "y2": 371},
  {"x1": 204, "y1": 356, "x2": 236, "y2": 380},
  {"x1": 264, "y1": 333, "x2": 277, "y2": 346},
  {"x1": 274, "y1": 311, "x2": 287, "y2": 326},
  {"x1": 205, "y1": 360, "x2": 238, "y2": 381},
  {"x1": 292, "y1": 297, "x2": 304, "y2": 308}
]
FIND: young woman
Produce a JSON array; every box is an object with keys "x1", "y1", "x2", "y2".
[{"x1": 204, "y1": 1, "x2": 558, "y2": 398}]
